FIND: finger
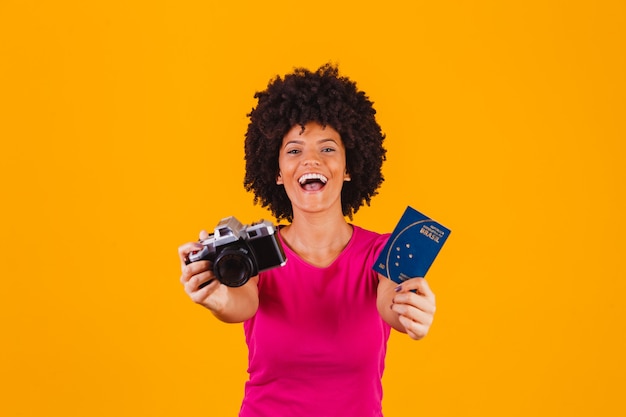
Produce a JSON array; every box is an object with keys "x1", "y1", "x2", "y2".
[
  {"x1": 184, "y1": 268, "x2": 217, "y2": 293},
  {"x1": 189, "y1": 277, "x2": 220, "y2": 304},
  {"x1": 199, "y1": 229, "x2": 209, "y2": 240},
  {"x1": 397, "y1": 278, "x2": 435, "y2": 303},
  {"x1": 180, "y1": 260, "x2": 212, "y2": 284},
  {"x1": 178, "y1": 241, "x2": 204, "y2": 268},
  {"x1": 414, "y1": 278, "x2": 435, "y2": 299},
  {"x1": 393, "y1": 291, "x2": 436, "y2": 315},
  {"x1": 391, "y1": 302, "x2": 434, "y2": 326},
  {"x1": 398, "y1": 315, "x2": 429, "y2": 340}
]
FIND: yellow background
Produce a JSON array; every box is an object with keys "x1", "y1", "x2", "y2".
[{"x1": 1, "y1": 1, "x2": 625, "y2": 416}]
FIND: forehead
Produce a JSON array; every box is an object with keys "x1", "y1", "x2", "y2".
[{"x1": 282, "y1": 121, "x2": 342, "y2": 144}]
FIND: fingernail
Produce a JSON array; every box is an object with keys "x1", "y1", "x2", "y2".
[{"x1": 394, "y1": 285, "x2": 402, "y2": 292}]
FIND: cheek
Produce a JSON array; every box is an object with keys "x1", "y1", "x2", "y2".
[{"x1": 277, "y1": 157, "x2": 294, "y2": 175}]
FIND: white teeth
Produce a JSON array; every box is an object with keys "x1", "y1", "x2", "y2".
[{"x1": 298, "y1": 173, "x2": 328, "y2": 184}]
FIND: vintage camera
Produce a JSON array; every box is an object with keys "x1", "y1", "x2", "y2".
[{"x1": 186, "y1": 216, "x2": 287, "y2": 287}]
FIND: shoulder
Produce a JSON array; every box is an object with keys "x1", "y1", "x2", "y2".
[
  {"x1": 350, "y1": 225, "x2": 391, "y2": 258},
  {"x1": 352, "y1": 224, "x2": 389, "y2": 243}
]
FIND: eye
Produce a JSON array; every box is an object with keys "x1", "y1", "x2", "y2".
[
  {"x1": 321, "y1": 147, "x2": 335, "y2": 153},
  {"x1": 286, "y1": 148, "x2": 301, "y2": 155}
]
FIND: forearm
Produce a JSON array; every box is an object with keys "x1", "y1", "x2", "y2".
[{"x1": 376, "y1": 276, "x2": 406, "y2": 333}]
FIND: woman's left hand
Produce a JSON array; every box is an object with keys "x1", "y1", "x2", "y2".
[{"x1": 390, "y1": 278, "x2": 436, "y2": 340}]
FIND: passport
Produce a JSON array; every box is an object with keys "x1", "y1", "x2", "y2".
[{"x1": 373, "y1": 206, "x2": 451, "y2": 284}]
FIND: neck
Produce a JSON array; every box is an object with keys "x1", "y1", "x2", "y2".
[{"x1": 280, "y1": 212, "x2": 353, "y2": 267}]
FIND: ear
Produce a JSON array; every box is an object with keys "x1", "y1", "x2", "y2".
[
  {"x1": 344, "y1": 170, "x2": 351, "y2": 182},
  {"x1": 276, "y1": 171, "x2": 283, "y2": 185}
]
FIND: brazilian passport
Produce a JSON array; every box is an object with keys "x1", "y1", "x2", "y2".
[{"x1": 373, "y1": 206, "x2": 451, "y2": 284}]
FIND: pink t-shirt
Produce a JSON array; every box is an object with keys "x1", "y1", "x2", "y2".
[{"x1": 240, "y1": 225, "x2": 392, "y2": 417}]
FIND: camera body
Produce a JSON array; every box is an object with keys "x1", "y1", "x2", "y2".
[{"x1": 187, "y1": 216, "x2": 287, "y2": 287}]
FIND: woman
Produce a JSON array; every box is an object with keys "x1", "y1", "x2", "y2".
[{"x1": 178, "y1": 64, "x2": 436, "y2": 417}]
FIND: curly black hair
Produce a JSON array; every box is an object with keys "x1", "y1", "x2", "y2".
[{"x1": 244, "y1": 63, "x2": 387, "y2": 222}]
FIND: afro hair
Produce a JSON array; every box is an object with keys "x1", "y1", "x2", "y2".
[{"x1": 244, "y1": 63, "x2": 386, "y2": 222}]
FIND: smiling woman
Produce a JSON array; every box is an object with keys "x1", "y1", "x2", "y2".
[{"x1": 178, "y1": 64, "x2": 437, "y2": 417}]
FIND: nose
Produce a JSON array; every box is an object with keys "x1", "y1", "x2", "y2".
[
  {"x1": 303, "y1": 158, "x2": 320, "y2": 166},
  {"x1": 302, "y1": 151, "x2": 321, "y2": 166}
]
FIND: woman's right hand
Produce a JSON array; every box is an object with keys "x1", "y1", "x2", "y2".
[
  {"x1": 178, "y1": 230, "x2": 260, "y2": 322},
  {"x1": 178, "y1": 230, "x2": 224, "y2": 311}
]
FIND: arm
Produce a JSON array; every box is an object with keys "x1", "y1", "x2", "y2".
[
  {"x1": 377, "y1": 275, "x2": 436, "y2": 340},
  {"x1": 178, "y1": 236, "x2": 259, "y2": 323}
]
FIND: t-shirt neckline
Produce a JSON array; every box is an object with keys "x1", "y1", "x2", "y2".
[{"x1": 277, "y1": 224, "x2": 358, "y2": 270}]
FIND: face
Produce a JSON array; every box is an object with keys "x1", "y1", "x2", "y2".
[{"x1": 277, "y1": 122, "x2": 351, "y2": 218}]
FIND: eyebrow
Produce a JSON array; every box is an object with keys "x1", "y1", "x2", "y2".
[{"x1": 284, "y1": 138, "x2": 339, "y2": 146}]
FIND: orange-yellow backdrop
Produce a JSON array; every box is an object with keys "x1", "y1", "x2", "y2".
[{"x1": 1, "y1": 1, "x2": 624, "y2": 416}]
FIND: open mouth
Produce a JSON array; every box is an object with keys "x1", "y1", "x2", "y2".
[{"x1": 298, "y1": 173, "x2": 328, "y2": 191}]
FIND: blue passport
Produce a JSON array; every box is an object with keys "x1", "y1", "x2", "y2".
[{"x1": 373, "y1": 206, "x2": 451, "y2": 284}]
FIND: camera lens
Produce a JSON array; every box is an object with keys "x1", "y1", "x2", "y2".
[{"x1": 214, "y1": 248, "x2": 255, "y2": 287}]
